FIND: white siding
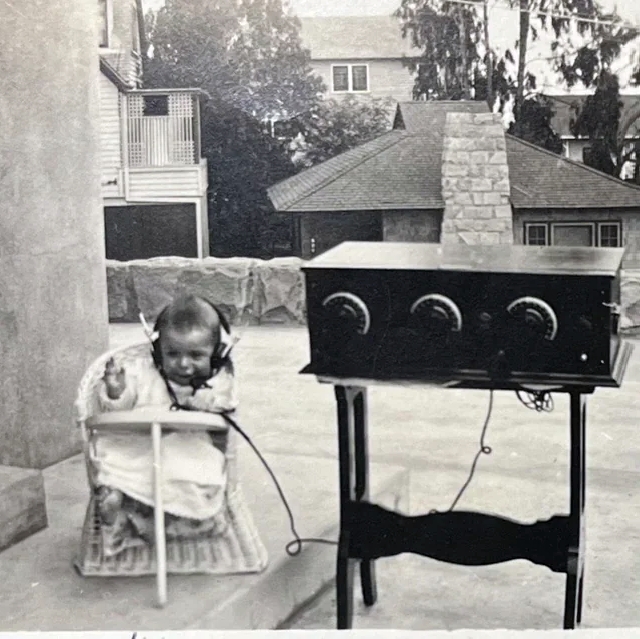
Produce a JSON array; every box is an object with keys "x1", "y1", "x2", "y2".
[
  {"x1": 564, "y1": 139, "x2": 589, "y2": 163},
  {"x1": 312, "y1": 58, "x2": 415, "y2": 103},
  {"x1": 99, "y1": 73, "x2": 122, "y2": 199},
  {"x1": 125, "y1": 165, "x2": 207, "y2": 200}
]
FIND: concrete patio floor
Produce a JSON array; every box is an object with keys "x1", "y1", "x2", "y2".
[{"x1": 0, "y1": 323, "x2": 639, "y2": 631}]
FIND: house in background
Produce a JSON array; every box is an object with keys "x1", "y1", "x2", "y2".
[
  {"x1": 98, "y1": 0, "x2": 209, "y2": 260},
  {"x1": 546, "y1": 93, "x2": 640, "y2": 182},
  {"x1": 298, "y1": 15, "x2": 422, "y2": 104},
  {"x1": 268, "y1": 100, "x2": 640, "y2": 268}
]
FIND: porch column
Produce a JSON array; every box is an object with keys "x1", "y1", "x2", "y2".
[{"x1": 0, "y1": 0, "x2": 109, "y2": 546}]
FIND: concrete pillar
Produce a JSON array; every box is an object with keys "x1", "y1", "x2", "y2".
[
  {"x1": 441, "y1": 112, "x2": 514, "y2": 245},
  {"x1": 0, "y1": 0, "x2": 109, "y2": 476}
]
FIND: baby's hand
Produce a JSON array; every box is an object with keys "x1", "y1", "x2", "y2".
[{"x1": 102, "y1": 357, "x2": 127, "y2": 400}]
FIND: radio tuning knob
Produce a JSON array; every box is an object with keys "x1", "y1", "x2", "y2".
[
  {"x1": 410, "y1": 294, "x2": 462, "y2": 333},
  {"x1": 524, "y1": 307, "x2": 545, "y2": 331},
  {"x1": 321, "y1": 291, "x2": 371, "y2": 336},
  {"x1": 506, "y1": 296, "x2": 558, "y2": 341}
]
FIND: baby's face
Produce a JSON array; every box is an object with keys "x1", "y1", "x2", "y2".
[{"x1": 158, "y1": 327, "x2": 217, "y2": 386}]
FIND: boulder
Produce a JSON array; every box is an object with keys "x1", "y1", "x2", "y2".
[
  {"x1": 176, "y1": 257, "x2": 258, "y2": 325},
  {"x1": 105, "y1": 261, "x2": 137, "y2": 322},
  {"x1": 128, "y1": 257, "x2": 193, "y2": 322},
  {"x1": 253, "y1": 257, "x2": 306, "y2": 325}
]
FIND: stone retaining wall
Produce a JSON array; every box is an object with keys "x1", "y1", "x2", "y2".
[
  {"x1": 107, "y1": 257, "x2": 640, "y2": 333},
  {"x1": 107, "y1": 256, "x2": 306, "y2": 325}
]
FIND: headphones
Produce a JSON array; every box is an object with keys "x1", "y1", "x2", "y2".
[{"x1": 146, "y1": 297, "x2": 235, "y2": 381}]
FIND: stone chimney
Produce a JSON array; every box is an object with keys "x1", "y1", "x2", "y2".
[{"x1": 440, "y1": 112, "x2": 513, "y2": 245}]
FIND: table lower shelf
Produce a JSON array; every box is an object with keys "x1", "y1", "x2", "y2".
[{"x1": 343, "y1": 501, "x2": 572, "y2": 574}]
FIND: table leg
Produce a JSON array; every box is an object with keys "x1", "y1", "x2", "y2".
[
  {"x1": 563, "y1": 392, "x2": 586, "y2": 629},
  {"x1": 335, "y1": 385, "x2": 356, "y2": 629},
  {"x1": 353, "y1": 389, "x2": 377, "y2": 607}
]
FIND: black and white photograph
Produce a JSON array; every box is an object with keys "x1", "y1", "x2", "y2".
[{"x1": 1, "y1": 0, "x2": 640, "y2": 634}]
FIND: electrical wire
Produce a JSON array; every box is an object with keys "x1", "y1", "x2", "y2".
[
  {"x1": 515, "y1": 389, "x2": 554, "y2": 412},
  {"x1": 160, "y1": 370, "x2": 338, "y2": 555},
  {"x1": 437, "y1": 0, "x2": 640, "y2": 31},
  {"x1": 158, "y1": 355, "x2": 562, "y2": 556},
  {"x1": 429, "y1": 389, "x2": 494, "y2": 513},
  {"x1": 219, "y1": 411, "x2": 338, "y2": 556}
]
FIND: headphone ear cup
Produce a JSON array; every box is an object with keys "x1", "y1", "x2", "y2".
[
  {"x1": 152, "y1": 339, "x2": 162, "y2": 369},
  {"x1": 151, "y1": 307, "x2": 167, "y2": 369},
  {"x1": 203, "y1": 299, "x2": 231, "y2": 360}
]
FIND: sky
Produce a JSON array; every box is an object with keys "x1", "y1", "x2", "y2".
[{"x1": 142, "y1": 0, "x2": 640, "y2": 93}]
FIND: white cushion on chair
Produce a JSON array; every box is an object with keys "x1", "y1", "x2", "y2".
[{"x1": 91, "y1": 430, "x2": 226, "y2": 520}]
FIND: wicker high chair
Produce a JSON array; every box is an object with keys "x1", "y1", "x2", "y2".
[{"x1": 73, "y1": 341, "x2": 269, "y2": 606}]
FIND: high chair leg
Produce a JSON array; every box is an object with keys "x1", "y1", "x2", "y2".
[{"x1": 152, "y1": 421, "x2": 167, "y2": 607}]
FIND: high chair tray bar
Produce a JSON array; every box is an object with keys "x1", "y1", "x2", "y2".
[{"x1": 85, "y1": 408, "x2": 230, "y2": 432}]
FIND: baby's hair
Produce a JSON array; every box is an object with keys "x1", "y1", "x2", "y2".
[{"x1": 155, "y1": 294, "x2": 221, "y2": 347}]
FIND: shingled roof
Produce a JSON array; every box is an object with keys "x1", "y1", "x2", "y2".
[
  {"x1": 392, "y1": 100, "x2": 490, "y2": 132},
  {"x1": 268, "y1": 101, "x2": 640, "y2": 212},
  {"x1": 506, "y1": 135, "x2": 640, "y2": 208},
  {"x1": 298, "y1": 16, "x2": 421, "y2": 60}
]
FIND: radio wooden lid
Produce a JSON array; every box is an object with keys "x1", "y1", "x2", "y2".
[{"x1": 301, "y1": 242, "x2": 625, "y2": 276}]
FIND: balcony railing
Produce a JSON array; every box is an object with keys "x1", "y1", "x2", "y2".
[{"x1": 125, "y1": 91, "x2": 202, "y2": 168}]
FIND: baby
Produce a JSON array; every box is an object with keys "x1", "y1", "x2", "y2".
[{"x1": 92, "y1": 294, "x2": 238, "y2": 556}]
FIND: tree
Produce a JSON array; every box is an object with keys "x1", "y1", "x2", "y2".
[
  {"x1": 396, "y1": 0, "x2": 637, "y2": 155},
  {"x1": 508, "y1": 94, "x2": 564, "y2": 153},
  {"x1": 201, "y1": 100, "x2": 297, "y2": 257},
  {"x1": 395, "y1": 0, "x2": 486, "y2": 101},
  {"x1": 143, "y1": 0, "x2": 326, "y2": 257},
  {"x1": 144, "y1": 0, "x2": 324, "y2": 120},
  {"x1": 292, "y1": 96, "x2": 395, "y2": 169},
  {"x1": 395, "y1": 0, "x2": 537, "y2": 110},
  {"x1": 569, "y1": 70, "x2": 623, "y2": 176}
]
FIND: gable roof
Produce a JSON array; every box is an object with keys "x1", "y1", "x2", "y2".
[
  {"x1": 546, "y1": 93, "x2": 640, "y2": 139},
  {"x1": 268, "y1": 100, "x2": 640, "y2": 212},
  {"x1": 298, "y1": 16, "x2": 421, "y2": 60}
]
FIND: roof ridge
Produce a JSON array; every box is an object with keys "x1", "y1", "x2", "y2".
[
  {"x1": 506, "y1": 133, "x2": 640, "y2": 195},
  {"x1": 273, "y1": 130, "x2": 408, "y2": 211}
]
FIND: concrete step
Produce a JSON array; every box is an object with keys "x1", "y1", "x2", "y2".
[
  {"x1": 0, "y1": 447, "x2": 408, "y2": 631},
  {"x1": 0, "y1": 466, "x2": 47, "y2": 552}
]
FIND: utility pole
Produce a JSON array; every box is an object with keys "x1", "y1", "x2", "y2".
[{"x1": 484, "y1": 0, "x2": 493, "y2": 107}]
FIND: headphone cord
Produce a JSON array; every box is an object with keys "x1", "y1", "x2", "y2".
[
  {"x1": 219, "y1": 412, "x2": 337, "y2": 556},
  {"x1": 159, "y1": 367, "x2": 336, "y2": 555},
  {"x1": 429, "y1": 389, "x2": 494, "y2": 514},
  {"x1": 159, "y1": 366, "x2": 495, "y2": 553}
]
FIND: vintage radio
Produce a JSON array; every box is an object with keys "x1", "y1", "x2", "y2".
[{"x1": 300, "y1": 241, "x2": 630, "y2": 388}]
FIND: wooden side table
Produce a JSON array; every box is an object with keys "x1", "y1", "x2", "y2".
[{"x1": 319, "y1": 377, "x2": 590, "y2": 630}]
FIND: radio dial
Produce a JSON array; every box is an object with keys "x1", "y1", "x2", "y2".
[
  {"x1": 321, "y1": 291, "x2": 371, "y2": 336},
  {"x1": 507, "y1": 296, "x2": 558, "y2": 340},
  {"x1": 410, "y1": 294, "x2": 463, "y2": 333}
]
